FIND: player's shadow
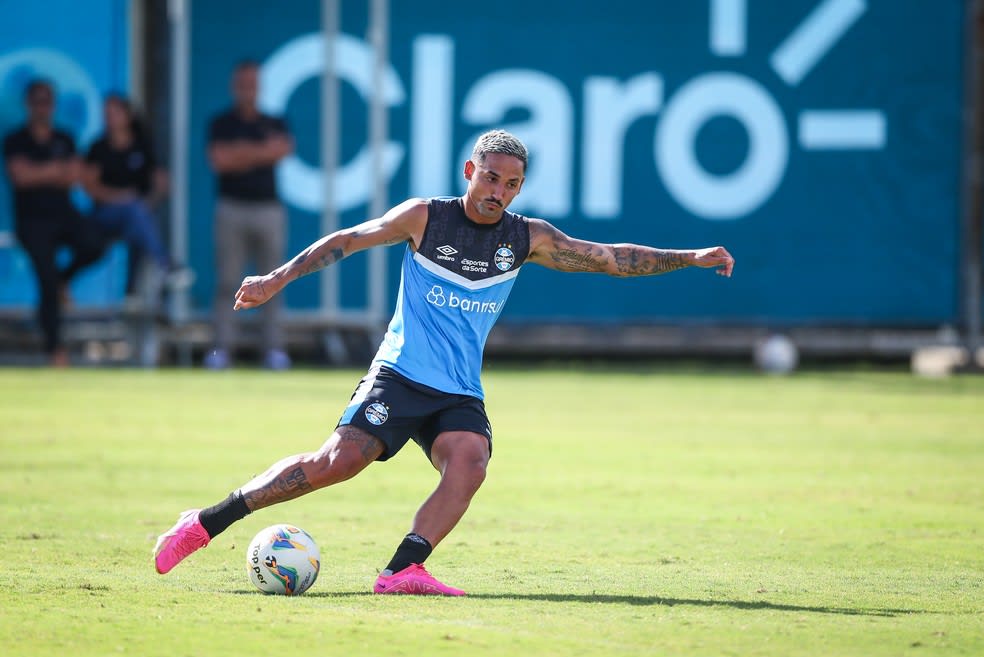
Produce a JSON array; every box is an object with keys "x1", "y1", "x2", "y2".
[
  {"x1": 319, "y1": 591, "x2": 921, "y2": 617},
  {"x1": 467, "y1": 593, "x2": 921, "y2": 617}
]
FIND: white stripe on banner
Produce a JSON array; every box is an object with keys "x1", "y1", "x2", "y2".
[
  {"x1": 798, "y1": 110, "x2": 886, "y2": 150},
  {"x1": 710, "y1": 0, "x2": 746, "y2": 57},
  {"x1": 770, "y1": 0, "x2": 867, "y2": 86}
]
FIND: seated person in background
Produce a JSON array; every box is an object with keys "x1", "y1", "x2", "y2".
[
  {"x1": 2, "y1": 79, "x2": 107, "y2": 367},
  {"x1": 82, "y1": 93, "x2": 191, "y2": 303}
]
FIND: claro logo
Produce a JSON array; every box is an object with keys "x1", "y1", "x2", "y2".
[{"x1": 260, "y1": 0, "x2": 884, "y2": 221}]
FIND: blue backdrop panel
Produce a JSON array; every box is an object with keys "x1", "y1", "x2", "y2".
[{"x1": 186, "y1": 0, "x2": 965, "y2": 325}]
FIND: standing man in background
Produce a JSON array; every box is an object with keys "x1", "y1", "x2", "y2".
[
  {"x1": 204, "y1": 60, "x2": 294, "y2": 371},
  {"x1": 2, "y1": 79, "x2": 106, "y2": 366}
]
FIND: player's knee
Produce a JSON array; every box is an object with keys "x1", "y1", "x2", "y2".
[
  {"x1": 307, "y1": 431, "x2": 379, "y2": 486},
  {"x1": 447, "y1": 456, "x2": 487, "y2": 496},
  {"x1": 309, "y1": 446, "x2": 361, "y2": 486},
  {"x1": 467, "y1": 459, "x2": 488, "y2": 490}
]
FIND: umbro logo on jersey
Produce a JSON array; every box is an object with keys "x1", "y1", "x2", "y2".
[{"x1": 435, "y1": 244, "x2": 458, "y2": 263}]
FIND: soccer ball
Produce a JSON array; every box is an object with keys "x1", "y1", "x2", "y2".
[
  {"x1": 754, "y1": 334, "x2": 799, "y2": 375},
  {"x1": 246, "y1": 524, "x2": 321, "y2": 596}
]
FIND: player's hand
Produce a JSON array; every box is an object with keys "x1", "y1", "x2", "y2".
[
  {"x1": 693, "y1": 246, "x2": 735, "y2": 277},
  {"x1": 234, "y1": 275, "x2": 280, "y2": 310}
]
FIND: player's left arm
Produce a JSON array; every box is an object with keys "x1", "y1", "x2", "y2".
[{"x1": 526, "y1": 218, "x2": 734, "y2": 278}]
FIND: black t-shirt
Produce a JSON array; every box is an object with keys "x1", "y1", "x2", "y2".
[
  {"x1": 2, "y1": 125, "x2": 77, "y2": 219},
  {"x1": 208, "y1": 109, "x2": 288, "y2": 201},
  {"x1": 85, "y1": 135, "x2": 156, "y2": 198}
]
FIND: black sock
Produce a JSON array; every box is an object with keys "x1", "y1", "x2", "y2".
[
  {"x1": 198, "y1": 491, "x2": 251, "y2": 538},
  {"x1": 384, "y1": 533, "x2": 433, "y2": 574}
]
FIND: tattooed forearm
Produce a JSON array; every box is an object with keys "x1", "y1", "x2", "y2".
[
  {"x1": 549, "y1": 247, "x2": 609, "y2": 272},
  {"x1": 241, "y1": 464, "x2": 312, "y2": 511},
  {"x1": 297, "y1": 247, "x2": 345, "y2": 277},
  {"x1": 278, "y1": 244, "x2": 346, "y2": 281},
  {"x1": 529, "y1": 218, "x2": 695, "y2": 276},
  {"x1": 612, "y1": 245, "x2": 692, "y2": 276}
]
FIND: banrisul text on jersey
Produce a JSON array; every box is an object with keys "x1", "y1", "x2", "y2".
[{"x1": 371, "y1": 197, "x2": 531, "y2": 398}]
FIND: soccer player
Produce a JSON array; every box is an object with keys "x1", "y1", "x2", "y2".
[{"x1": 154, "y1": 130, "x2": 735, "y2": 595}]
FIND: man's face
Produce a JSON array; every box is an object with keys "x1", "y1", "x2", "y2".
[
  {"x1": 464, "y1": 152, "x2": 525, "y2": 220},
  {"x1": 26, "y1": 86, "x2": 55, "y2": 125},
  {"x1": 232, "y1": 67, "x2": 259, "y2": 108}
]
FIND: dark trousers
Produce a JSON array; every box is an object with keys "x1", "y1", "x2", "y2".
[{"x1": 15, "y1": 212, "x2": 107, "y2": 353}]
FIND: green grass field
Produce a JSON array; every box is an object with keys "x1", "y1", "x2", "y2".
[{"x1": 1, "y1": 366, "x2": 982, "y2": 656}]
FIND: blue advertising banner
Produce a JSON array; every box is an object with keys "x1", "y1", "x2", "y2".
[
  {"x1": 0, "y1": 0, "x2": 130, "y2": 307},
  {"x1": 187, "y1": 0, "x2": 965, "y2": 325}
]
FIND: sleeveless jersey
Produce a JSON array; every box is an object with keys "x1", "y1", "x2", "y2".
[{"x1": 371, "y1": 197, "x2": 531, "y2": 398}]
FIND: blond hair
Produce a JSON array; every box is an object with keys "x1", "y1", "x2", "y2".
[{"x1": 471, "y1": 130, "x2": 528, "y2": 172}]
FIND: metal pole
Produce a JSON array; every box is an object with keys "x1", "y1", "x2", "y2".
[
  {"x1": 368, "y1": 0, "x2": 389, "y2": 326},
  {"x1": 129, "y1": 0, "x2": 145, "y2": 107},
  {"x1": 321, "y1": 0, "x2": 341, "y2": 316},
  {"x1": 962, "y1": 0, "x2": 983, "y2": 361},
  {"x1": 168, "y1": 0, "x2": 190, "y2": 327}
]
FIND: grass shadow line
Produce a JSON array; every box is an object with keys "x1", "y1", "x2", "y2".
[
  {"x1": 282, "y1": 590, "x2": 925, "y2": 617},
  {"x1": 465, "y1": 593, "x2": 923, "y2": 617}
]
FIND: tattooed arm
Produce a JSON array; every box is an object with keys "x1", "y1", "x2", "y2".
[
  {"x1": 526, "y1": 218, "x2": 734, "y2": 278},
  {"x1": 234, "y1": 198, "x2": 428, "y2": 310}
]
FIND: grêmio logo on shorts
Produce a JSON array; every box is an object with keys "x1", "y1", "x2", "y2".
[
  {"x1": 365, "y1": 402, "x2": 389, "y2": 425},
  {"x1": 426, "y1": 285, "x2": 503, "y2": 314}
]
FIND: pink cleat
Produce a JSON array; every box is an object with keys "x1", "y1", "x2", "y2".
[
  {"x1": 373, "y1": 563, "x2": 465, "y2": 596},
  {"x1": 153, "y1": 509, "x2": 210, "y2": 574}
]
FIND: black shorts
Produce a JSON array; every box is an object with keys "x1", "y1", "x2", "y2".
[{"x1": 337, "y1": 365, "x2": 492, "y2": 462}]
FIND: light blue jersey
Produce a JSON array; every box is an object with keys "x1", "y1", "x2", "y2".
[{"x1": 371, "y1": 198, "x2": 531, "y2": 398}]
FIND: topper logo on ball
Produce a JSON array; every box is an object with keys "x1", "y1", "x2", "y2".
[
  {"x1": 250, "y1": 544, "x2": 268, "y2": 585},
  {"x1": 260, "y1": 0, "x2": 884, "y2": 221}
]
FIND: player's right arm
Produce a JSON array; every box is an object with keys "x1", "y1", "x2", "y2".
[{"x1": 233, "y1": 198, "x2": 428, "y2": 310}]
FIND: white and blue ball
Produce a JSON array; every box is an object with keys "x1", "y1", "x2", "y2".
[{"x1": 246, "y1": 524, "x2": 320, "y2": 596}]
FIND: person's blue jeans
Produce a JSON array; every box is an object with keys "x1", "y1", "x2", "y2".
[
  {"x1": 91, "y1": 200, "x2": 169, "y2": 272},
  {"x1": 92, "y1": 200, "x2": 171, "y2": 269}
]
